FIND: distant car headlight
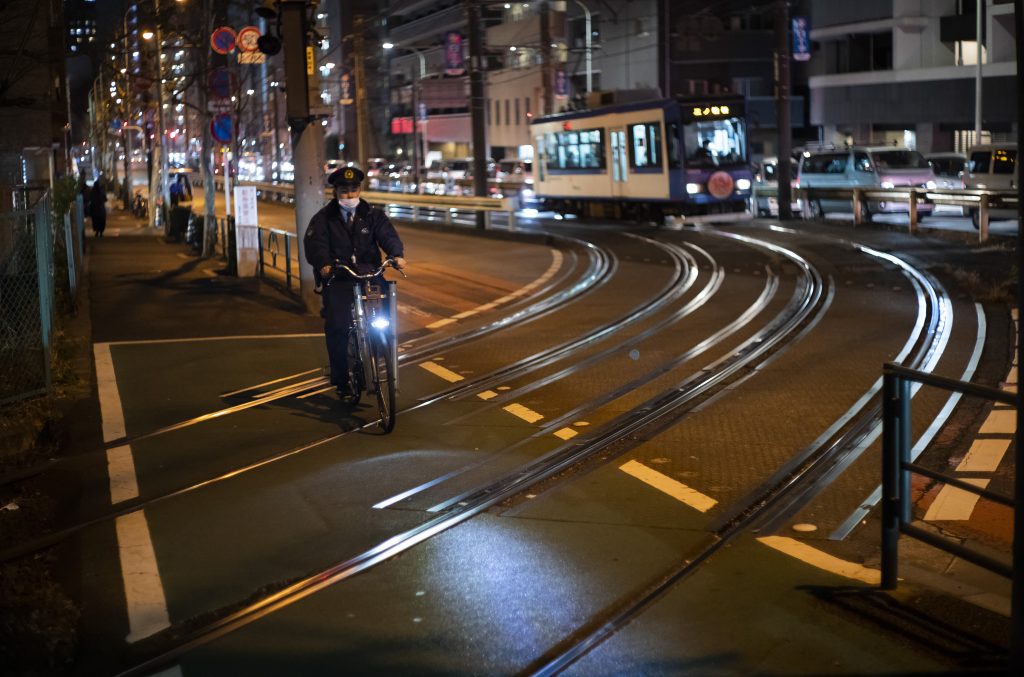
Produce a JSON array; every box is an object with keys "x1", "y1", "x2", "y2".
[
  {"x1": 736, "y1": 178, "x2": 752, "y2": 191},
  {"x1": 926, "y1": 180, "x2": 937, "y2": 189},
  {"x1": 880, "y1": 181, "x2": 895, "y2": 189},
  {"x1": 371, "y1": 318, "x2": 390, "y2": 330},
  {"x1": 686, "y1": 183, "x2": 703, "y2": 194}
]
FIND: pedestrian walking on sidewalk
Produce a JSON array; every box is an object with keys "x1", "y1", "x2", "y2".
[
  {"x1": 303, "y1": 166, "x2": 407, "y2": 399},
  {"x1": 89, "y1": 175, "x2": 108, "y2": 237}
]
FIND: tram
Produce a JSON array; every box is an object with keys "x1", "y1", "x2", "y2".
[{"x1": 530, "y1": 96, "x2": 753, "y2": 220}]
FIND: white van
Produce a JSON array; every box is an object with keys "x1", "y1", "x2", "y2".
[{"x1": 965, "y1": 143, "x2": 1017, "y2": 227}]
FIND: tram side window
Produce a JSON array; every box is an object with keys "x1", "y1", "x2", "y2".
[
  {"x1": 545, "y1": 129, "x2": 605, "y2": 170},
  {"x1": 628, "y1": 122, "x2": 661, "y2": 169},
  {"x1": 667, "y1": 123, "x2": 681, "y2": 168}
]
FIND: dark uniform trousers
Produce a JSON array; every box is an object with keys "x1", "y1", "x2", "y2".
[{"x1": 323, "y1": 278, "x2": 357, "y2": 388}]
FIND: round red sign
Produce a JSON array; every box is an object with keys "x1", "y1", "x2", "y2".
[
  {"x1": 707, "y1": 171, "x2": 735, "y2": 199},
  {"x1": 210, "y1": 26, "x2": 237, "y2": 55}
]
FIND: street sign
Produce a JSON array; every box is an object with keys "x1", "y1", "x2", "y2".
[
  {"x1": 444, "y1": 32, "x2": 465, "y2": 75},
  {"x1": 210, "y1": 113, "x2": 233, "y2": 143},
  {"x1": 237, "y1": 26, "x2": 261, "y2": 52},
  {"x1": 792, "y1": 17, "x2": 811, "y2": 62},
  {"x1": 339, "y1": 71, "x2": 353, "y2": 105},
  {"x1": 208, "y1": 67, "x2": 237, "y2": 100},
  {"x1": 238, "y1": 52, "x2": 266, "y2": 64},
  {"x1": 234, "y1": 186, "x2": 258, "y2": 227},
  {"x1": 211, "y1": 26, "x2": 237, "y2": 55}
]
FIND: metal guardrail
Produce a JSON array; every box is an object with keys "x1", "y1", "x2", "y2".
[
  {"x1": 880, "y1": 362, "x2": 1015, "y2": 590},
  {"x1": 256, "y1": 225, "x2": 299, "y2": 292},
  {"x1": 213, "y1": 179, "x2": 519, "y2": 230},
  {"x1": 754, "y1": 185, "x2": 1018, "y2": 242}
]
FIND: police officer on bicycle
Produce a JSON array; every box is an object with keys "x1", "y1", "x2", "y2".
[{"x1": 304, "y1": 166, "x2": 407, "y2": 399}]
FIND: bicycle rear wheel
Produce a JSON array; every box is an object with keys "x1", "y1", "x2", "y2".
[{"x1": 368, "y1": 332, "x2": 396, "y2": 432}]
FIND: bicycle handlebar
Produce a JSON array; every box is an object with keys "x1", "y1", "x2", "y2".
[{"x1": 326, "y1": 257, "x2": 406, "y2": 286}]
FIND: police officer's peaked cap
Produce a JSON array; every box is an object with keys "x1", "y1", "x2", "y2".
[{"x1": 328, "y1": 166, "x2": 365, "y2": 188}]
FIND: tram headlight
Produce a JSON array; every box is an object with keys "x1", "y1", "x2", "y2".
[
  {"x1": 686, "y1": 182, "x2": 703, "y2": 195},
  {"x1": 371, "y1": 317, "x2": 390, "y2": 330},
  {"x1": 736, "y1": 178, "x2": 751, "y2": 191},
  {"x1": 880, "y1": 181, "x2": 895, "y2": 189},
  {"x1": 925, "y1": 180, "x2": 937, "y2": 189}
]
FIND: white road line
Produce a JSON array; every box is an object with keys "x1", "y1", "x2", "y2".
[
  {"x1": 104, "y1": 333, "x2": 322, "y2": 346},
  {"x1": 956, "y1": 438, "x2": 1012, "y2": 473},
  {"x1": 419, "y1": 360, "x2": 464, "y2": 382},
  {"x1": 95, "y1": 342, "x2": 172, "y2": 643},
  {"x1": 106, "y1": 445, "x2": 140, "y2": 504},
  {"x1": 94, "y1": 343, "x2": 127, "y2": 442},
  {"x1": 503, "y1": 403, "x2": 544, "y2": 423},
  {"x1": 619, "y1": 460, "x2": 717, "y2": 513},
  {"x1": 117, "y1": 511, "x2": 171, "y2": 641},
  {"x1": 757, "y1": 536, "x2": 881, "y2": 585},
  {"x1": 924, "y1": 479, "x2": 991, "y2": 521}
]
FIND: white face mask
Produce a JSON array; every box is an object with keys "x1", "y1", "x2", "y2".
[{"x1": 338, "y1": 196, "x2": 360, "y2": 209}]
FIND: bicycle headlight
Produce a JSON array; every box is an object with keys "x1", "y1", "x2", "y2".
[{"x1": 371, "y1": 317, "x2": 390, "y2": 330}]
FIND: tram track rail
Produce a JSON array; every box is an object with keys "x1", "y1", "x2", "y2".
[
  {"x1": 523, "y1": 234, "x2": 956, "y2": 676},
  {"x1": 0, "y1": 232, "x2": 701, "y2": 564},
  {"x1": 110, "y1": 230, "x2": 829, "y2": 677}
]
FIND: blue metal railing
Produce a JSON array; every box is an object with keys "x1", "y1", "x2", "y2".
[{"x1": 880, "y1": 362, "x2": 1016, "y2": 589}]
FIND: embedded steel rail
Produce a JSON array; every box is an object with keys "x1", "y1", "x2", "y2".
[{"x1": 112, "y1": 233, "x2": 827, "y2": 677}]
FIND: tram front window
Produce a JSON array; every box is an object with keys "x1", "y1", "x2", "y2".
[{"x1": 684, "y1": 118, "x2": 747, "y2": 168}]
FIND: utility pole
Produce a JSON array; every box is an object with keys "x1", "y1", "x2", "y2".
[
  {"x1": 466, "y1": 0, "x2": 489, "y2": 229},
  {"x1": 658, "y1": 0, "x2": 670, "y2": 98},
  {"x1": 539, "y1": 1, "x2": 554, "y2": 115},
  {"x1": 280, "y1": 0, "x2": 325, "y2": 314},
  {"x1": 353, "y1": 16, "x2": 371, "y2": 170},
  {"x1": 975, "y1": 0, "x2": 984, "y2": 143},
  {"x1": 1013, "y1": 2, "x2": 1024, "y2": 671},
  {"x1": 774, "y1": 0, "x2": 793, "y2": 220}
]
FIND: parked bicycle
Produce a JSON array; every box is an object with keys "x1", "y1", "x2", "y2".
[{"x1": 325, "y1": 257, "x2": 405, "y2": 432}]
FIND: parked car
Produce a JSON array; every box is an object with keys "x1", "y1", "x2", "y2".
[
  {"x1": 797, "y1": 145, "x2": 936, "y2": 218},
  {"x1": 926, "y1": 152, "x2": 968, "y2": 189},
  {"x1": 752, "y1": 156, "x2": 800, "y2": 217},
  {"x1": 365, "y1": 157, "x2": 388, "y2": 188},
  {"x1": 965, "y1": 142, "x2": 1017, "y2": 227}
]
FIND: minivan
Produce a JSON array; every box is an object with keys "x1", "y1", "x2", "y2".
[
  {"x1": 797, "y1": 145, "x2": 937, "y2": 218},
  {"x1": 965, "y1": 142, "x2": 1017, "y2": 227}
]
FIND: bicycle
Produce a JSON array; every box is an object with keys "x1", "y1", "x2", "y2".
[{"x1": 325, "y1": 258, "x2": 405, "y2": 432}]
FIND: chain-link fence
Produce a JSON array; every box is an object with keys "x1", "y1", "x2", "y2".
[{"x1": 0, "y1": 190, "x2": 82, "y2": 405}]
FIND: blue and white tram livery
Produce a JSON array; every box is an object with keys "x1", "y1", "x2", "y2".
[{"x1": 530, "y1": 97, "x2": 753, "y2": 219}]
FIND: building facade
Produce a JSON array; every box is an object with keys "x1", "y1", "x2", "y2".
[{"x1": 808, "y1": 0, "x2": 1017, "y2": 152}]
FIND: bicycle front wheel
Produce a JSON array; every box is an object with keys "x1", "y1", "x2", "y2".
[
  {"x1": 344, "y1": 328, "x2": 364, "y2": 406},
  {"x1": 368, "y1": 332, "x2": 396, "y2": 432}
]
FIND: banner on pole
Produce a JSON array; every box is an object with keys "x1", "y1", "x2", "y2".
[{"x1": 792, "y1": 17, "x2": 811, "y2": 62}]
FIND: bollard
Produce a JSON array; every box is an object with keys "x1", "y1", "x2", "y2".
[
  {"x1": 908, "y1": 192, "x2": 918, "y2": 234},
  {"x1": 853, "y1": 189, "x2": 863, "y2": 225},
  {"x1": 880, "y1": 371, "x2": 901, "y2": 590},
  {"x1": 979, "y1": 194, "x2": 990, "y2": 243}
]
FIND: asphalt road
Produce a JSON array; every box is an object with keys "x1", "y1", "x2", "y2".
[{"x1": 58, "y1": 201, "x2": 1017, "y2": 675}]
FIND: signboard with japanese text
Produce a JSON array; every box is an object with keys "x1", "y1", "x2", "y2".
[
  {"x1": 233, "y1": 186, "x2": 258, "y2": 227},
  {"x1": 444, "y1": 32, "x2": 465, "y2": 76},
  {"x1": 792, "y1": 16, "x2": 811, "y2": 61},
  {"x1": 555, "y1": 70, "x2": 567, "y2": 98},
  {"x1": 339, "y1": 70, "x2": 353, "y2": 105}
]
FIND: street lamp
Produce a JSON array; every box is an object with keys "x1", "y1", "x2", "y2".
[{"x1": 383, "y1": 42, "x2": 429, "y2": 192}]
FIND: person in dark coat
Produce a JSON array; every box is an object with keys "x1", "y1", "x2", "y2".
[
  {"x1": 89, "y1": 176, "x2": 108, "y2": 236},
  {"x1": 303, "y1": 166, "x2": 407, "y2": 399}
]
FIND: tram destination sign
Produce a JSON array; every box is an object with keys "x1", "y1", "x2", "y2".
[{"x1": 684, "y1": 100, "x2": 744, "y2": 121}]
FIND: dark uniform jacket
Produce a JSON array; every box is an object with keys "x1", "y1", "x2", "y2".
[{"x1": 303, "y1": 198, "x2": 404, "y2": 282}]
